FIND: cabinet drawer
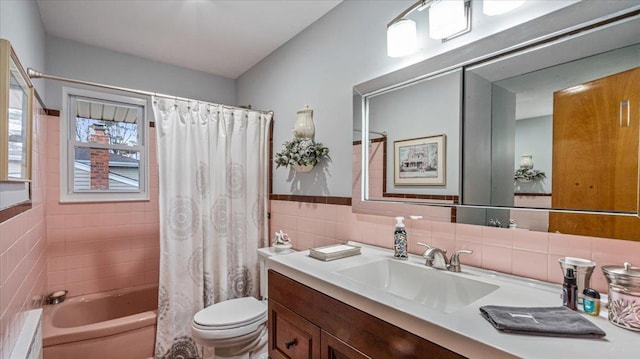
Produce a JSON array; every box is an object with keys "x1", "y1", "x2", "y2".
[
  {"x1": 321, "y1": 330, "x2": 371, "y2": 359},
  {"x1": 269, "y1": 298, "x2": 321, "y2": 359}
]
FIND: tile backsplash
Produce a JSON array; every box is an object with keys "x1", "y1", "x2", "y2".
[{"x1": 269, "y1": 200, "x2": 640, "y2": 294}]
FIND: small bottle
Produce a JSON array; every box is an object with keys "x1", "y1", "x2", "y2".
[
  {"x1": 582, "y1": 288, "x2": 601, "y2": 316},
  {"x1": 562, "y1": 268, "x2": 578, "y2": 310},
  {"x1": 393, "y1": 216, "x2": 407, "y2": 260}
]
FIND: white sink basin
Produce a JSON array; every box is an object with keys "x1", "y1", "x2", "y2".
[{"x1": 336, "y1": 259, "x2": 499, "y2": 313}]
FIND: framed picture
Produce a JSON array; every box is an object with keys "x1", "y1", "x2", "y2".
[{"x1": 394, "y1": 134, "x2": 445, "y2": 185}]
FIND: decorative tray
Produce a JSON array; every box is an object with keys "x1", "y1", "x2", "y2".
[{"x1": 309, "y1": 243, "x2": 361, "y2": 261}]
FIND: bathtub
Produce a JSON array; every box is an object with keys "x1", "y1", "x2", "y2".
[{"x1": 42, "y1": 284, "x2": 158, "y2": 359}]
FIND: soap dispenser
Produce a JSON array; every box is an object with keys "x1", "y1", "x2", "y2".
[
  {"x1": 562, "y1": 268, "x2": 578, "y2": 310},
  {"x1": 394, "y1": 216, "x2": 407, "y2": 260}
]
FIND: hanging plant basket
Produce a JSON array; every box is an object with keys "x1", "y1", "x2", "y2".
[
  {"x1": 514, "y1": 168, "x2": 546, "y2": 182},
  {"x1": 274, "y1": 137, "x2": 330, "y2": 171},
  {"x1": 292, "y1": 164, "x2": 314, "y2": 173}
]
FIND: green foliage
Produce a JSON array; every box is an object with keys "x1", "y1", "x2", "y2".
[
  {"x1": 275, "y1": 137, "x2": 330, "y2": 169},
  {"x1": 514, "y1": 168, "x2": 546, "y2": 182}
]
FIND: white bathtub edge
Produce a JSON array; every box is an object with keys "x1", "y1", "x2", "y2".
[{"x1": 10, "y1": 308, "x2": 43, "y2": 359}]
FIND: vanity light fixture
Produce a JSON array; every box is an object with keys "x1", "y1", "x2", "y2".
[
  {"x1": 482, "y1": 0, "x2": 525, "y2": 16},
  {"x1": 386, "y1": 0, "x2": 472, "y2": 57}
]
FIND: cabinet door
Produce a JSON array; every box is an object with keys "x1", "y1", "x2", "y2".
[
  {"x1": 269, "y1": 299, "x2": 321, "y2": 359},
  {"x1": 321, "y1": 330, "x2": 371, "y2": 359},
  {"x1": 550, "y1": 67, "x2": 640, "y2": 240}
]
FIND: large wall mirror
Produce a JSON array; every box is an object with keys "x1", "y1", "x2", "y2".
[
  {"x1": 353, "y1": 13, "x2": 640, "y2": 240},
  {"x1": 0, "y1": 38, "x2": 33, "y2": 182}
]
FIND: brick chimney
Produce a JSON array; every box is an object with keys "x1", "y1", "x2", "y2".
[{"x1": 89, "y1": 124, "x2": 110, "y2": 190}]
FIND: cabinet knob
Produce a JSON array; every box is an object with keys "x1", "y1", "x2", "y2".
[{"x1": 284, "y1": 339, "x2": 297, "y2": 349}]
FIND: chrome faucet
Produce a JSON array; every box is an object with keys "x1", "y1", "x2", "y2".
[{"x1": 417, "y1": 243, "x2": 473, "y2": 272}]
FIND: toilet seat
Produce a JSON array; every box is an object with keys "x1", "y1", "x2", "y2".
[{"x1": 192, "y1": 297, "x2": 267, "y2": 340}]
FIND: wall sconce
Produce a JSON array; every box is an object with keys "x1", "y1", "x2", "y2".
[
  {"x1": 387, "y1": 0, "x2": 527, "y2": 57},
  {"x1": 483, "y1": 0, "x2": 525, "y2": 16},
  {"x1": 386, "y1": 0, "x2": 472, "y2": 57}
]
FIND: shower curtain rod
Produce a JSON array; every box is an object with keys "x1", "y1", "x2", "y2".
[
  {"x1": 27, "y1": 68, "x2": 274, "y2": 115},
  {"x1": 353, "y1": 129, "x2": 387, "y2": 137}
]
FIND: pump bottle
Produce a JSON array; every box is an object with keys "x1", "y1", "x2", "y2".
[
  {"x1": 393, "y1": 216, "x2": 407, "y2": 260},
  {"x1": 562, "y1": 268, "x2": 578, "y2": 310}
]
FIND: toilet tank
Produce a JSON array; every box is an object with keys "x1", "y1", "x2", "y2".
[{"x1": 256, "y1": 247, "x2": 295, "y2": 300}]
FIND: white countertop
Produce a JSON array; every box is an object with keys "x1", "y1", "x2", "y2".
[{"x1": 266, "y1": 242, "x2": 638, "y2": 359}]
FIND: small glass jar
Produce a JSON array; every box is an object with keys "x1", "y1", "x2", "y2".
[{"x1": 582, "y1": 288, "x2": 600, "y2": 316}]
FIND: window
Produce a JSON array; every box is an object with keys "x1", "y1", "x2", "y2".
[{"x1": 61, "y1": 87, "x2": 149, "y2": 202}]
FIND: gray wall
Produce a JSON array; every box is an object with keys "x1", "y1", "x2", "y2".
[
  {"x1": 237, "y1": 1, "x2": 413, "y2": 197},
  {"x1": 489, "y1": 84, "x2": 516, "y2": 226},
  {"x1": 460, "y1": 71, "x2": 492, "y2": 226},
  {"x1": 491, "y1": 84, "x2": 516, "y2": 208},
  {"x1": 0, "y1": 0, "x2": 47, "y2": 102},
  {"x1": 45, "y1": 35, "x2": 236, "y2": 110},
  {"x1": 237, "y1": 0, "x2": 637, "y2": 198}
]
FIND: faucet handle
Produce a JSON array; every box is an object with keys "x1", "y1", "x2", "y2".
[{"x1": 449, "y1": 249, "x2": 473, "y2": 272}]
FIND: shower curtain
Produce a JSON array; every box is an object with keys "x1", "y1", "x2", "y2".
[{"x1": 153, "y1": 98, "x2": 272, "y2": 359}]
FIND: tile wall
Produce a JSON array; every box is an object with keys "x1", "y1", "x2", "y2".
[
  {"x1": 269, "y1": 200, "x2": 640, "y2": 294},
  {"x1": 44, "y1": 118, "x2": 160, "y2": 297},
  {"x1": 0, "y1": 104, "x2": 49, "y2": 358}
]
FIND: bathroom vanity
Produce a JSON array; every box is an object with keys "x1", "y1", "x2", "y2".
[
  {"x1": 267, "y1": 243, "x2": 639, "y2": 358},
  {"x1": 268, "y1": 270, "x2": 462, "y2": 358}
]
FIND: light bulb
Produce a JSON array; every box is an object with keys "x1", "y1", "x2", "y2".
[
  {"x1": 387, "y1": 19, "x2": 417, "y2": 57},
  {"x1": 429, "y1": 0, "x2": 467, "y2": 40}
]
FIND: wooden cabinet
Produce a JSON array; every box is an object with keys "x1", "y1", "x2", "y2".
[
  {"x1": 550, "y1": 67, "x2": 640, "y2": 240},
  {"x1": 321, "y1": 330, "x2": 370, "y2": 359},
  {"x1": 268, "y1": 270, "x2": 464, "y2": 359},
  {"x1": 268, "y1": 299, "x2": 320, "y2": 359},
  {"x1": 268, "y1": 298, "x2": 369, "y2": 359}
]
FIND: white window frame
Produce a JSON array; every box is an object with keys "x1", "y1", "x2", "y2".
[{"x1": 60, "y1": 87, "x2": 150, "y2": 202}]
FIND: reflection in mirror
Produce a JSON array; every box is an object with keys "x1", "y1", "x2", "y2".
[
  {"x1": 463, "y1": 18, "x2": 639, "y2": 239},
  {"x1": 358, "y1": 69, "x2": 462, "y2": 205},
  {"x1": 353, "y1": 129, "x2": 387, "y2": 201},
  {"x1": 353, "y1": 13, "x2": 640, "y2": 240},
  {"x1": 1, "y1": 39, "x2": 33, "y2": 181},
  {"x1": 466, "y1": 44, "x2": 639, "y2": 204}
]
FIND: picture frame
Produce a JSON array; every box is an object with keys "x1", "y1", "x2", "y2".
[{"x1": 394, "y1": 134, "x2": 445, "y2": 186}]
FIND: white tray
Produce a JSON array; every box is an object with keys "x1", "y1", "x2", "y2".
[{"x1": 309, "y1": 244, "x2": 361, "y2": 261}]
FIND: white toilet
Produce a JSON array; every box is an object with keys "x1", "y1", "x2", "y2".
[{"x1": 191, "y1": 247, "x2": 293, "y2": 359}]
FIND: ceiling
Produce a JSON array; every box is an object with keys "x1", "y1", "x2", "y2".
[{"x1": 37, "y1": 0, "x2": 342, "y2": 79}]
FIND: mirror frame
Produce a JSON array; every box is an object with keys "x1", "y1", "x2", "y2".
[
  {"x1": 0, "y1": 38, "x2": 33, "y2": 182},
  {"x1": 353, "y1": 10, "x2": 640, "y2": 222}
]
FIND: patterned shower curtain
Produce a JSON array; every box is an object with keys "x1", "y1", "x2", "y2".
[{"x1": 153, "y1": 98, "x2": 271, "y2": 359}]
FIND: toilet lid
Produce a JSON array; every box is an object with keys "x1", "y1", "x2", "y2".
[{"x1": 193, "y1": 297, "x2": 266, "y2": 329}]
